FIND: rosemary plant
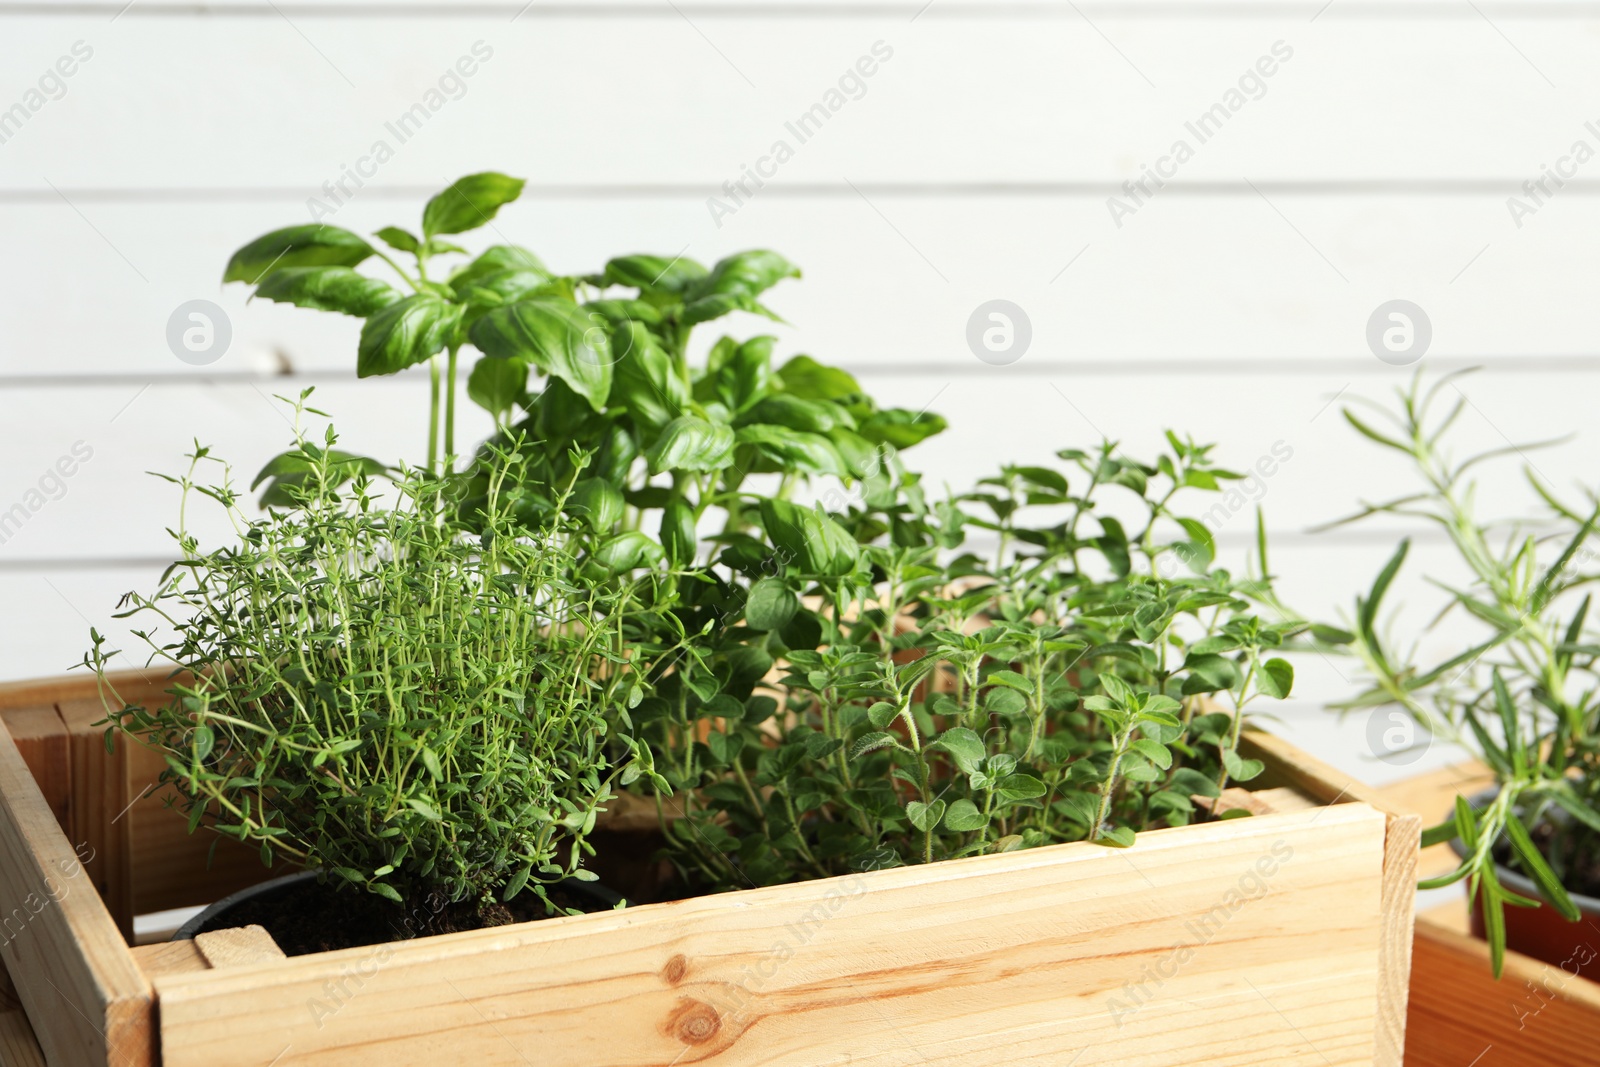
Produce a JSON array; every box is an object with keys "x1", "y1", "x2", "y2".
[
  {"x1": 1322, "y1": 369, "x2": 1600, "y2": 976},
  {"x1": 87, "y1": 400, "x2": 663, "y2": 913}
]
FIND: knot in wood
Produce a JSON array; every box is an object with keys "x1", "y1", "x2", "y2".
[{"x1": 668, "y1": 998, "x2": 721, "y2": 1046}]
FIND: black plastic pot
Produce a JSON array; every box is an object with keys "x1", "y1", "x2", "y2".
[
  {"x1": 174, "y1": 869, "x2": 622, "y2": 948},
  {"x1": 174, "y1": 870, "x2": 319, "y2": 940}
]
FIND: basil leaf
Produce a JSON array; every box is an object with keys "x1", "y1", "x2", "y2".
[
  {"x1": 357, "y1": 295, "x2": 461, "y2": 378},
  {"x1": 449, "y1": 244, "x2": 549, "y2": 289},
  {"x1": 465, "y1": 356, "x2": 529, "y2": 420},
  {"x1": 776, "y1": 354, "x2": 861, "y2": 401},
  {"x1": 469, "y1": 299, "x2": 613, "y2": 410},
  {"x1": 254, "y1": 266, "x2": 401, "y2": 317},
  {"x1": 757, "y1": 498, "x2": 860, "y2": 576},
  {"x1": 567, "y1": 477, "x2": 624, "y2": 533},
  {"x1": 645, "y1": 416, "x2": 736, "y2": 475},
  {"x1": 612, "y1": 323, "x2": 690, "y2": 433},
  {"x1": 601, "y1": 253, "x2": 708, "y2": 295},
  {"x1": 422, "y1": 172, "x2": 526, "y2": 237},
  {"x1": 224, "y1": 224, "x2": 375, "y2": 284},
  {"x1": 658, "y1": 501, "x2": 697, "y2": 567}
]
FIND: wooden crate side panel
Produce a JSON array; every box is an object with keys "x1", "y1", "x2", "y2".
[
  {"x1": 55, "y1": 698, "x2": 135, "y2": 942},
  {"x1": 1406, "y1": 919, "x2": 1600, "y2": 1067},
  {"x1": 0, "y1": 709, "x2": 69, "y2": 833},
  {"x1": 0, "y1": 722, "x2": 152, "y2": 1067},
  {"x1": 0, "y1": 671, "x2": 169, "y2": 716},
  {"x1": 0, "y1": 1010, "x2": 45, "y2": 1067},
  {"x1": 123, "y1": 740, "x2": 276, "y2": 916},
  {"x1": 1241, "y1": 727, "x2": 1421, "y2": 1067},
  {"x1": 0, "y1": 958, "x2": 43, "y2": 1067},
  {"x1": 11, "y1": 669, "x2": 268, "y2": 915},
  {"x1": 155, "y1": 805, "x2": 1388, "y2": 1067},
  {"x1": 1375, "y1": 813, "x2": 1421, "y2": 1067}
]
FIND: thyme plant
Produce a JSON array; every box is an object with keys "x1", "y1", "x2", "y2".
[
  {"x1": 88, "y1": 403, "x2": 665, "y2": 912},
  {"x1": 1321, "y1": 370, "x2": 1600, "y2": 975}
]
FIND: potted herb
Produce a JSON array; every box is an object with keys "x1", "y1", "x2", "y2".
[
  {"x1": 0, "y1": 417, "x2": 1417, "y2": 1066},
  {"x1": 0, "y1": 200, "x2": 1418, "y2": 1063},
  {"x1": 223, "y1": 171, "x2": 946, "y2": 548},
  {"x1": 85, "y1": 405, "x2": 670, "y2": 953},
  {"x1": 639, "y1": 431, "x2": 1306, "y2": 889},
  {"x1": 1319, "y1": 369, "x2": 1600, "y2": 976}
]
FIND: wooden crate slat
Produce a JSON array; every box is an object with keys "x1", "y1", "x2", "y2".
[
  {"x1": 55, "y1": 698, "x2": 136, "y2": 942},
  {"x1": 123, "y1": 739, "x2": 274, "y2": 917},
  {"x1": 0, "y1": 671, "x2": 168, "y2": 714},
  {"x1": 152, "y1": 805, "x2": 1388, "y2": 1067},
  {"x1": 0, "y1": 1010, "x2": 46, "y2": 1067},
  {"x1": 193, "y1": 927, "x2": 285, "y2": 970},
  {"x1": 0, "y1": 674, "x2": 1412, "y2": 1065},
  {"x1": 1240, "y1": 728, "x2": 1420, "y2": 1067},
  {"x1": 1406, "y1": 920, "x2": 1600, "y2": 1066},
  {"x1": 0, "y1": 954, "x2": 42, "y2": 1067},
  {"x1": 0, "y1": 720, "x2": 152, "y2": 1067},
  {"x1": 129, "y1": 941, "x2": 208, "y2": 980},
  {"x1": 0, "y1": 710, "x2": 70, "y2": 834}
]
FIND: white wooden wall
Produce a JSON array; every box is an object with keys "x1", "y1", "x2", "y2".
[{"x1": 4, "y1": 0, "x2": 1600, "y2": 787}]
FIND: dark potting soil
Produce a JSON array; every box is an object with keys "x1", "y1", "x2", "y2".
[
  {"x1": 1499, "y1": 821, "x2": 1600, "y2": 902},
  {"x1": 196, "y1": 878, "x2": 614, "y2": 956}
]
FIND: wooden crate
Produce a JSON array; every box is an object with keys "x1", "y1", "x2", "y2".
[
  {"x1": 0, "y1": 672, "x2": 1419, "y2": 1067},
  {"x1": 1377, "y1": 761, "x2": 1600, "y2": 1067}
]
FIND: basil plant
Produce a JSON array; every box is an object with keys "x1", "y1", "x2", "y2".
[{"x1": 224, "y1": 173, "x2": 947, "y2": 568}]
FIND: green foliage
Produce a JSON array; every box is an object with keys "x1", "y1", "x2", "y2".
[
  {"x1": 216, "y1": 178, "x2": 1309, "y2": 912},
  {"x1": 1320, "y1": 369, "x2": 1600, "y2": 976},
  {"x1": 86, "y1": 401, "x2": 671, "y2": 911},
  {"x1": 637, "y1": 436, "x2": 1301, "y2": 890},
  {"x1": 225, "y1": 175, "x2": 942, "y2": 531}
]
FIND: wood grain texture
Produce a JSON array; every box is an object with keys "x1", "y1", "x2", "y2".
[
  {"x1": 0, "y1": 719, "x2": 152, "y2": 1067},
  {"x1": 152, "y1": 804, "x2": 1388, "y2": 1067},
  {"x1": 194, "y1": 926, "x2": 286, "y2": 970},
  {"x1": 1241, "y1": 728, "x2": 1421, "y2": 1067},
  {"x1": 1406, "y1": 920, "x2": 1600, "y2": 1067},
  {"x1": 56, "y1": 696, "x2": 135, "y2": 941},
  {"x1": 1382, "y1": 760, "x2": 1600, "y2": 1065},
  {"x1": 0, "y1": 670, "x2": 275, "y2": 914},
  {"x1": 0, "y1": 708, "x2": 69, "y2": 832},
  {"x1": 0, "y1": 1010, "x2": 45, "y2": 1067},
  {"x1": 0, "y1": 890, "x2": 44, "y2": 1067},
  {"x1": 1377, "y1": 759, "x2": 1496, "y2": 879},
  {"x1": 129, "y1": 939, "x2": 208, "y2": 979}
]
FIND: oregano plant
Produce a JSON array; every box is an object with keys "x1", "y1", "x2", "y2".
[{"x1": 635, "y1": 433, "x2": 1303, "y2": 890}]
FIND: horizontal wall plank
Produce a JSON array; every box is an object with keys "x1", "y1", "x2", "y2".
[
  {"x1": 11, "y1": 1, "x2": 1600, "y2": 15},
  {"x1": 0, "y1": 370, "x2": 1588, "y2": 559},
  {"x1": 3, "y1": 195, "x2": 1599, "y2": 376},
  {"x1": 0, "y1": 14, "x2": 1597, "y2": 191}
]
